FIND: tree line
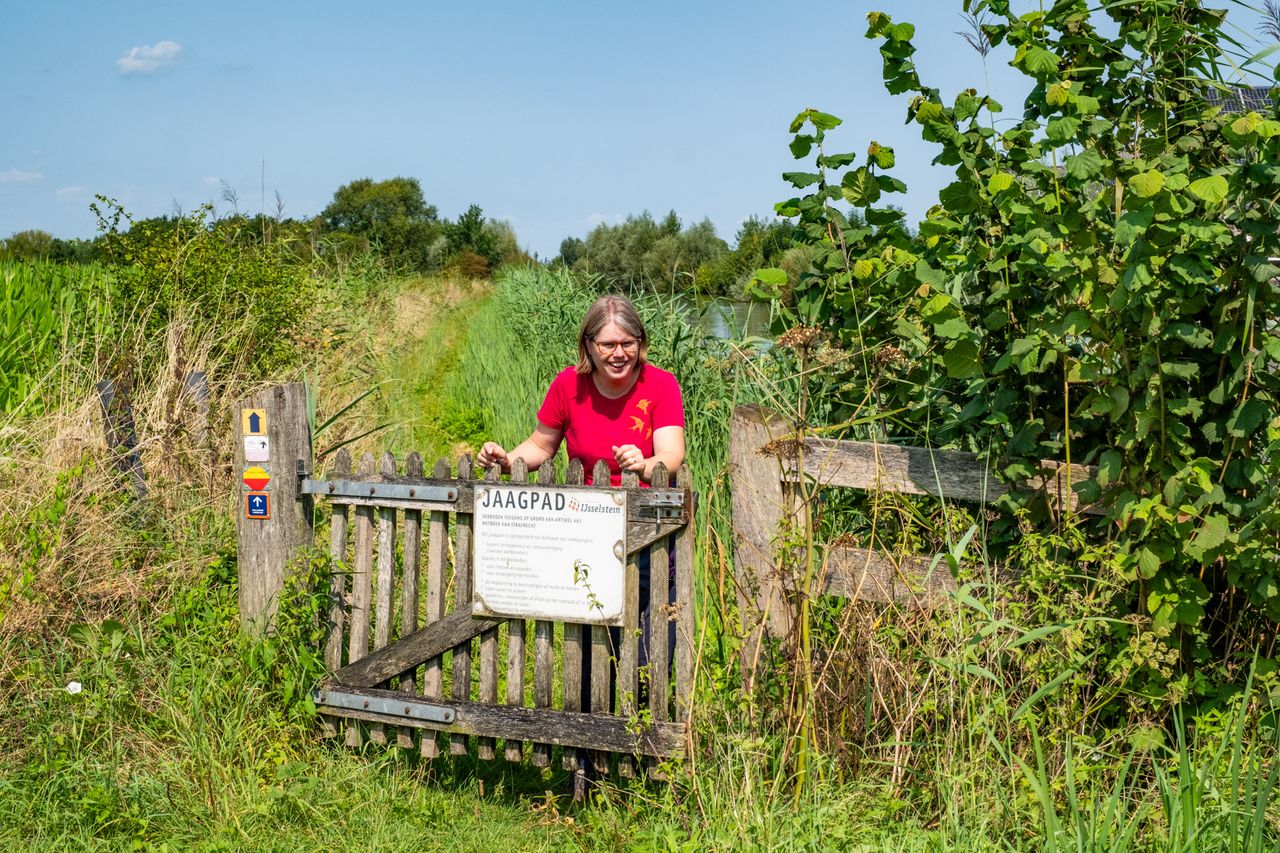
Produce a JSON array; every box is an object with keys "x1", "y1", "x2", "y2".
[
  {"x1": 3, "y1": 174, "x2": 838, "y2": 294},
  {"x1": 0, "y1": 177, "x2": 527, "y2": 279}
]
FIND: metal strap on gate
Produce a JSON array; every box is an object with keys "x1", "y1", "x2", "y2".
[
  {"x1": 300, "y1": 477, "x2": 459, "y2": 502},
  {"x1": 313, "y1": 688, "x2": 456, "y2": 724}
]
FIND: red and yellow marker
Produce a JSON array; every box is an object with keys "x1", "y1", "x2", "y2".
[{"x1": 242, "y1": 466, "x2": 271, "y2": 491}]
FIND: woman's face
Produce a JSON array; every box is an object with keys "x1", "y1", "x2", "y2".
[{"x1": 589, "y1": 318, "x2": 640, "y2": 382}]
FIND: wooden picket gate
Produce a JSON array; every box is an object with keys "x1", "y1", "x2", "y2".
[{"x1": 303, "y1": 446, "x2": 696, "y2": 790}]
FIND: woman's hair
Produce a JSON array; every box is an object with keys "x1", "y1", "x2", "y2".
[{"x1": 576, "y1": 294, "x2": 649, "y2": 374}]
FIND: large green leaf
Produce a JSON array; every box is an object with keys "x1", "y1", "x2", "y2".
[
  {"x1": 1187, "y1": 174, "x2": 1228, "y2": 204},
  {"x1": 841, "y1": 168, "x2": 881, "y2": 205},
  {"x1": 782, "y1": 172, "x2": 822, "y2": 189},
  {"x1": 1114, "y1": 207, "x2": 1154, "y2": 245},
  {"x1": 1018, "y1": 44, "x2": 1060, "y2": 77},
  {"x1": 1128, "y1": 170, "x2": 1166, "y2": 198},
  {"x1": 942, "y1": 339, "x2": 983, "y2": 378},
  {"x1": 1064, "y1": 149, "x2": 1104, "y2": 180}
]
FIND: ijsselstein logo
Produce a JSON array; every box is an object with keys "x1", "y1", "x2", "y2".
[{"x1": 480, "y1": 488, "x2": 620, "y2": 515}]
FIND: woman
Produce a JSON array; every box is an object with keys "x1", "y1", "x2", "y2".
[
  {"x1": 477, "y1": 294, "x2": 686, "y2": 484},
  {"x1": 476, "y1": 293, "x2": 685, "y2": 716}
]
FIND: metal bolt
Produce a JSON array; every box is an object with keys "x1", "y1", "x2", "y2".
[
  {"x1": 328, "y1": 483, "x2": 335, "y2": 493},
  {"x1": 404, "y1": 706, "x2": 412, "y2": 714},
  {"x1": 409, "y1": 488, "x2": 416, "y2": 497},
  {"x1": 362, "y1": 700, "x2": 369, "y2": 709},
  {"x1": 369, "y1": 487, "x2": 376, "y2": 495}
]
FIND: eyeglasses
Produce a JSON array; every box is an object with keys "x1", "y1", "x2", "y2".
[{"x1": 591, "y1": 337, "x2": 640, "y2": 356}]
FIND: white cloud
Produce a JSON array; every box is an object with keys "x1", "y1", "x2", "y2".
[
  {"x1": 116, "y1": 40, "x2": 183, "y2": 76},
  {"x1": 56, "y1": 186, "x2": 88, "y2": 200},
  {"x1": 0, "y1": 168, "x2": 42, "y2": 184}
]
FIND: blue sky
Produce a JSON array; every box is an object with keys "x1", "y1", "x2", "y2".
[{"x1": 2, "y1": 1, "x2": 1274, "y2": 258}]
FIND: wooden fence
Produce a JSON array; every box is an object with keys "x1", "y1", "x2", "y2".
[
  {"x1": 727, "y1": 405, "x2": 1096, "y2": 686},
  {"x1": 234, "y1": 384, "x2": 696, "y2": 795}
]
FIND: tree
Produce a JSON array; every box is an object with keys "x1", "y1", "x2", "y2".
[{"x1": 319, "y1": 177, "x2": 442, "y2": 271}]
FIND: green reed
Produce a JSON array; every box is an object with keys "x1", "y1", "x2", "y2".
[{"x1": 0, "y1": 261, "x2": 116, "y2": 415}]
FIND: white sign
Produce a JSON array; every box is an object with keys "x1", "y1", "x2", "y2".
[
  {"x1": 473, "y1": 485, "x2": 627, "y2": 625},
  {"x1": 244, "y1": 435, "x2": 270, "y2": 462}
]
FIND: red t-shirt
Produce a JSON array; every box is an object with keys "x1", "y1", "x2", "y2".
[{"x1": 536, "y1": 364, "x2": 685, "y2": 486}]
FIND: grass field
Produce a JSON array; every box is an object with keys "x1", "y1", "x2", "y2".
[{"x1": 1, "y1": 261, "x2": 1277, "y2": 851}]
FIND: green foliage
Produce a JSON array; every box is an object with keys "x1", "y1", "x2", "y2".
[
  {"x1": 319, "y1": 176, "x2": 445, "y2": 272},
  {"x1": 95, "y1": 198, "x2": 314, "y2": 371},
  {"x1": 770, "y1": 1, "x2": 1280, "y2": 704},
  {"x1": 563, "y1": 210, "x2": 730, "y2": 291},
  {"x1": 0, "y1": 261, "x2": 116, "y2": 414}
]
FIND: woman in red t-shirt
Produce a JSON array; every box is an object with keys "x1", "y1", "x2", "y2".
[
  {"x1": 476, "y1": 294, "x2": 685, "y2": 720},
  {"x1": 477, "y1": 294, "x2": 686, "y2": 483}
]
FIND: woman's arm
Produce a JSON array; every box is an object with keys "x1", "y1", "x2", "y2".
[
  {"x1": 613, "y1": 425, "x2": 686, "y2": 484},
  {"x1": 478, "y1": 423, "x2": 563, "y2": 472}
]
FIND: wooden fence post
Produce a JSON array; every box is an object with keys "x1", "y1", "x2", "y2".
[
  {"x1": 97, "y1": 376, "x2": 147, "y2": 498},
  {"x1": 727, "y1": 405, "x2": 793, "y2": 691},
  {"x1": 235, "y1": 381, "x2": 313, "y2": 635}
]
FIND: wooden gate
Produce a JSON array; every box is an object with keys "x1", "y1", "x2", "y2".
[{"x1": 303, "y1": 447, "x2": 696, "y2": 787}]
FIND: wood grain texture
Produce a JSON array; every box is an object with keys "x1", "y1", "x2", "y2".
[
  {"x1": 590, "y1": 459, "x2": 613, "y2": 774},
  {"x1": 345, "y1": 452, "x2": 376, "y2": 747},
  {"x1": 727, "y1": 407, "x2": 792, "y2": 681},
  {"x1": 324, "y1": 449, "x2": 351, "y2": 673},
  {"x1": 451, "y1": 454, "x2": 475, "y2": 757},
  {"x1": 332, "y1": 609, "x2": 503, "y2": 688},
  {"x1": 235, "y1": 382, "x2": 313, "y2": 634},
  {"x1": 648, "y1": 463, "x2": 671, "y2": 724},
  {"x1": 477, "y1": 464, "x2": 501, "y2": 760},
  {"x1": 674, "y1": 464, "x2": 695, "y2": 725},
  {"x1": 397, "y1": 452, "x2": 423, "y2": 749},
  {"x1": 562, "y1": 459, "x2": 585, "y2": 772},
  {"x1": 504, "y1": 458, "x2": 529, "y2": 763},
  {"x1": 320, "y1": 449, "x2": 350, "y2": 739},
  {"x1": 316, "y1": 684, "x2": 685, "y2": 757},
  {"x1": 532, "y1": 462, "x2": 556, "y2": 768},
  {"x1": 787, "y1": 436, "x2": 1099, "y2": 513},
  {"x1": 618, "y1": 470, "x2": 640, "y2": 779},
  {"x1": 369, "y1": 453, "x2": 399, "y2": 745},
  {"x1": 421, "y1": 457, "x2": 450, "y2": 758}
]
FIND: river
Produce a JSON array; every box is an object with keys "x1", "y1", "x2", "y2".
[{"x1": 672, "y1": 295, "x2": 773, "y2": 343}]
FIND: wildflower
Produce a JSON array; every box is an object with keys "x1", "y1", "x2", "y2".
[{"x1": 65, "y1": 681, "x2": 82, "y2": 694}]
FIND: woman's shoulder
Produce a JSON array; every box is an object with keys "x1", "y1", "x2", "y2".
[
  {"x1": 640, "y1": 363, "x2": 680, "y2": 389},
  {"x1": 548, "y1": 365, "x2": 584, "y2": 393}
]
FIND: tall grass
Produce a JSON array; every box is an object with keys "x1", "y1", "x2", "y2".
[
  {"x1": 448, "y1": 265, "x2": 1280, "y2": 850},
  {"x1": 0, "y1": 261, "x2": 117, "y2": 415}
]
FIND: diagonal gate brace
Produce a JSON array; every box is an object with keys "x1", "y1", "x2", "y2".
[{"x1": 332, "y1": 610, "x2": 504, "y2": 688}]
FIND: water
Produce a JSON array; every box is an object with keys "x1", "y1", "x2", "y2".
[{"x1": 672, "y1": 295, "x2": 773, "y2": 343}]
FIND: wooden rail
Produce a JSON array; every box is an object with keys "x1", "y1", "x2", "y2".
[{"x1": 728, "y1": 405, "x2": 1098, "y2": 686}]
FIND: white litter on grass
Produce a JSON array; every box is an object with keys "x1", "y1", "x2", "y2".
[{"x1": 65, "y1": 681, "x2": 82, "y2": 694}]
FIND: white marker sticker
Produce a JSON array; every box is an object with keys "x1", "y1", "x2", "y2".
[{"x1": 244, "y1": 435, "x2": 270, "y2": 462}]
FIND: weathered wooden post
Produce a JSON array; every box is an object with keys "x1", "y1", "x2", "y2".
[
  {"x1": 727, "y1": 405, "x2": 793, "y2": 691},
  {"x1": 97, "y1": 376, "x2": 148, "y2": 498},
  {"x1": 234, "y1": 381, "x2": 313, "y2": 635}
]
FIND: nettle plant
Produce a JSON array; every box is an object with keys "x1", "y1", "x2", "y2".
[{"x1": 765, "y1": 0, "x2": 1280, "y2": 698}]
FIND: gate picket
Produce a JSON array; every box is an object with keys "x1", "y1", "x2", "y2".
[
  {"x1": 321, "y1": 449, "x2": 351, "y2": 739},
  {"x1": 504, "y1": 457, "x2": 529, "y2": 763},
  {"x1": 421, "y1": 457, "x2": 450, "y2": 758},
  {"x1": 450, "y1": 454, "x2": 475, "y2": 756},
  {"x1": 398, "y1": 452, "x2": 423, "y2": 749},
  {"x1": 562, "y1": 459, "x2": 585, "y2": 774},
  {"x1": 532, "y1": 462, "x2": 556, "y2": 768},
  {"x1": 477, "y1": 464, "x2": 501, "y2": 760}
]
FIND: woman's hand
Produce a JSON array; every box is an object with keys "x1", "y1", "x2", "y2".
[
  {"x1": 477, "y1": 441, "x2": 509, "y2": 470},
  {"x1": 612, "y1": 444, "x2": 645, "y2": 474}
]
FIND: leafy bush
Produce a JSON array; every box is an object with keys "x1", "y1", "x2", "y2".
[{"x1": 760, "y1": 1, "x2": 1280, "y2": 705}]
